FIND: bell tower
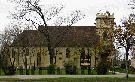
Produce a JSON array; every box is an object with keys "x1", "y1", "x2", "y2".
[
  {"x1": 95, "y1": 11, "x2": 115, "y2": 41},
  {"x1": 95, "y1": 11, "x2": 115, "y2": 64}
]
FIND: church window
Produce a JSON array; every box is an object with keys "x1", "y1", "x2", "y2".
[{"x1": 66, "y1": 48, "x2": 70, "y2": 58}]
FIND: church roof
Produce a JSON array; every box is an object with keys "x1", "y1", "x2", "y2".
[{"x1": 11, "y1": 26, "x2": 99, "y2": 47}]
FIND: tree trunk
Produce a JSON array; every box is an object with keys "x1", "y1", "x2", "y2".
[
  {"x1": 24, "y1": 55, "x2": 28, "y2": 75},
  {"x1": 41, "y1": 26, "x2": 55, "y2": 65},
  {"x1": 49, "y1": 47, "x2": 55, "y2": 65},
  {"x1": 125, "y1": 48, "x2": 129, "y2": 79},
  {"x1": 88, "y1": 48, "x2": 91, "y2": 74}
]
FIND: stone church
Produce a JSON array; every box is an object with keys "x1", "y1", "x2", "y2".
[{"x1": 8, "y1": 12, "x2": 115, "y2": 69}]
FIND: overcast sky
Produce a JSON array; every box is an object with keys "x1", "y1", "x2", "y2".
[{"x1": 0, "y1": 0, "x2": 131, "y2": 32}]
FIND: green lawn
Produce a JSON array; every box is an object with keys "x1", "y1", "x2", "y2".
[
  {"x1": 1, "y1": 68, "x2": 134, "y2": 75},
  {"x1": 0, "y1": 69, "x2": 5, "y2": 75},
  {"x1": 112, "y1": 67, "x2": 135, "y2": 74},
  {"x1": 0, "y1": 69, "x2": 101, "y2": 75},
  {"x1": 0, "y1": 77, "x2": 135, "y2": 82}
]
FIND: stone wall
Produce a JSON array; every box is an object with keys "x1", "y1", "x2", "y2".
[{"x1": 9, "y1": 47, "x2": 97, "y2": 69}]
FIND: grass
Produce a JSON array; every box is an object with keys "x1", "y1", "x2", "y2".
[
  {"x1": 0, "y1": 77, "x2": 135, "y2": 82},
  {"x1": 1, "y1": 68, "x2": 134, "y2": 75},
  {"x1": 113, "y1": 67, "x2": 135, "y2": 74},
  {"x1": 0, "y1": 69, "x2": 5, "y2": 75},
  {"x1": 0, "y1": 69, "x2": 100, "y2": 75}
]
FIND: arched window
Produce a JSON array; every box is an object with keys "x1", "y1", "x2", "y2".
[
  {"x1": 80, "y1": 48, "x2": 85, "y2": 59},
  {"x1": 66, "y1": 48, "x2": 70, "y2": 58},
  {"x1": 12, "y1": 48, "x2": 15, "y2": 58},
  {"x1": 37, "y1": 52, "x2": 41, "y2": 66}
]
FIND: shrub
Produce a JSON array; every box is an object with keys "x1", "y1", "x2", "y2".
[
  {"x1": 31, "y1": 66, "x2": 35, "y2": 75},
  {"x1": 129, "y1": 66, "x2": 135, "y2": 74},
  {"x1": 38, "y1": 67, "x2": 42, "y2": 75},
  {"x1": 121, "y1": 63, "x2": 126, "y2": 69},
  {"x1": 64, "y1": 63, "x2": 77, "y2": 75},
  {"x1": 96, "y1": 62, "x2": 109, "y2": 75},
  {"x1": 3, "y1": 65, "x2": 16, "y2": 75},
  {"x1": 47, "y1": 64, "x2": 56, "y2": 74},
  {"x1": 57, "y1": 67, "x2": 60, "y2": 74},
  {"x1": 81, "y1": 67, "x2": 85, "y2": 74},
  {"x1": 19, "y1": 66, "x2": 23, "y2": 75}
]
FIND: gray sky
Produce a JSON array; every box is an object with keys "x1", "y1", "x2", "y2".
[{"x1": 0, "y1": 0, "x2": 131, "y2": 31}]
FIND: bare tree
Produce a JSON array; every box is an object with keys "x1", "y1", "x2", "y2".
[
  {"x1": 8, "y1": 0, "x2": 85, "y2": 65},
  {"x1": 0, "y1": 29, "x2": 11, "y2": 68},
  {"x1": 0, "y1": 24, "x2": 22, "y2": 74},
  {"x1": 114, "y1": 15, "x2": 135, "y2": 79},
  {"x1": 128, "y1": 0, "x2": 135, "y2": 58}
]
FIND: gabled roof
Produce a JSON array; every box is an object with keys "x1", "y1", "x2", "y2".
[{"x1": 11, "y1": 26, "x2": 99, "y2": 47}]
